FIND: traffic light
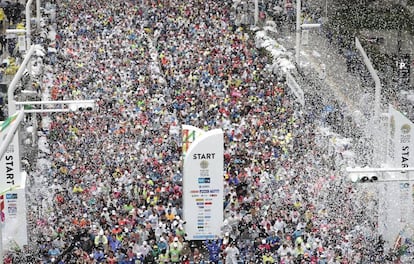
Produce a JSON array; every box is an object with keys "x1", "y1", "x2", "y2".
[
  {"x1": 68, "y1": 100, "x2": 96, "y2": 112},
  {"x1": 349, "y1": 172, "x2": 379, "y2": 183}
]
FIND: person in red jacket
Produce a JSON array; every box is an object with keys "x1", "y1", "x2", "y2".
[{"x1": 258, "y1": 238, "x2": 271, "y2": 258}]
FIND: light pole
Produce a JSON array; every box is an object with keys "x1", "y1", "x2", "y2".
[
  {"x1": 25, "y1": 0, "x2": 41, "y2": 50},
  {"x1": 15, "y1": 99, "x2": 96, "y2": 113},
  {"x1": 355, "y1": 37, "x2": 382, "y2": 166},
  {"x1": 36, "y1": 0, "x2": 41, "y2": 28},
  {"x1": 0, "y1": 99, "x2": 95, "y2": 262},
  {"x1": 1, "y1": 100, "x2": 96, "y2": 158},
  {"x1": 8, "y1": 45, "x2": 36, "y2": 114},
  {"x1": 25, "y1": 0, "x2": 34, "y2": 50},
  {"x1": 295, "y1": 0, "x2": 321, "y2": 66},
  {"x1": 2, "y1": 44, "x2": 35, "y2": 257},
  {"x1": 295, "y1": 0, "x2": 301, "y2": 65},
  {"x1": 254, "y1": 0, "x2": 258, "y2": 26},
  {"x1": 4, "y1": 43, "x2": 94, "y2": 257}
]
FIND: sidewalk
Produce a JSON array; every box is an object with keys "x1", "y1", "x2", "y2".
[
  {"x1": 276, "y1": 27, "x2": 370, "y2": 115},
  {"x1": 258, "y1": 23, "x2": 375, "y2": 166}
]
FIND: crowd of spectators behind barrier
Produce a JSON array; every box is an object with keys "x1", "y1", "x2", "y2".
[{"x1": 2, "y1": 0, "x2": 405, "y2": 263}]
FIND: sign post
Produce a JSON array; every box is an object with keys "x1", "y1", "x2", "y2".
[{"x1": 182, "y1": 126, "x2": 224, "y2": 240}]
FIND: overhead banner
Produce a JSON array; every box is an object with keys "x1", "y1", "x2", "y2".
[
  {"x1": 379, "y1": 105, "x2": 414, "y2": 249},
  {"x1": 182, "y1": 126, "x2": 224, "y2": 240}
]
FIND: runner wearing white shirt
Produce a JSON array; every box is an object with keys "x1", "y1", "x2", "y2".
[
  {"x1": 224, "y1": 242, "x2": 240, "y2": 264},
  {"x1": 278, "y1": 243, "x2": 294, "y2": 261}
]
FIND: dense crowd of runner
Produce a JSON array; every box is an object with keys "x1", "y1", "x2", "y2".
[{"x1": 1, "y1": 0, "x2": 400, "y2": 263}]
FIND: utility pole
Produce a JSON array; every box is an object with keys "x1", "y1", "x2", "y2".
[
  {"x1": 295, "y1": 0, "x2": 321, "y2": 66},
  {"x1": 25, "y1": 0, "x2": 42, "y2": 49},
  {"x1": 295, "y1": 0, "x2": 301, "y2": 65},
  {"x1": 254, "y1": 0, "x2": 259, "y2": 26},
  {"x1": 355, "y1": 37, "x2": 382, "y2": 167},
  {"x1": 3, "y1": 43, "x2": 95, "y2": 262}
]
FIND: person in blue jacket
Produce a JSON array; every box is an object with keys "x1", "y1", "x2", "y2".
[{"x1": 205, "y1": 239, "x2": 222, "y2": 264}]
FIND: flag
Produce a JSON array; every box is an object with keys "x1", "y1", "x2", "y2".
[{"x1": 0, "y1": 113, "x2": 18, "y2": 133}]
